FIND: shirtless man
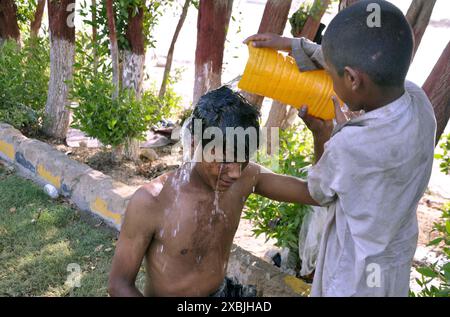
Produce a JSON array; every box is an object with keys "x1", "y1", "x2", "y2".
[{"x1": 108, "y1": 86, "x2": 327, "y2": 297}]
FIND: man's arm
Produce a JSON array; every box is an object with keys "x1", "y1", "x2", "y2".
[
  {"x1": 108, "y1": 188, "x2": 157, "y2": 297},
  {"x1": 254, "y1": 98, "x2": 348, "y2": 205},
  {"x1": 251, "y1": 107, "x2": 332, "y2": 205},
  {"x1": 254, "y1": 164, "x2": 319, "y2": 206}
]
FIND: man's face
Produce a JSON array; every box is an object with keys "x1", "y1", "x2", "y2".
[{"x1": 200, "y1": 161, "x2": 248, "y2": 192}]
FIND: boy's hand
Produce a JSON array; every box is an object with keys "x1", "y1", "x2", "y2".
[
  {"x1": 298, "y1": 96, "x2": 347, "y2": 142},
  {"x1": 243, "y1": 33, "x2": 292, "y2": 52}
]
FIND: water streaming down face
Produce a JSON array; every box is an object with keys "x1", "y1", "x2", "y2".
[{"x1": 213, "y1": 164, "x2": 224, "y2": 216}]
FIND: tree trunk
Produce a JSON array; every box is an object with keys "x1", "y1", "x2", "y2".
[
  {"x1": 299, "y1": 0, "x2": 331, "y2": 40},
  {"x1": 422, "y1": 41, "x2": 450, "y2": 145},
  {"x1": 30, "y1": 0, "x2": 46, "y2": 37},
  {"x1": 91, "y1": 0, "x2": 98, "y2": 74},
  {"x1": 240, "y1": 0, "x2": 292, "y2": 109},
  {"x1": 338, "y1": 0, "x2": 359, "y2": 11},
  {"x1": 265, "y1": 0, "x2": 330, "y2": 129},
  {"x1": 159, "y1": 0, "x2": 191, "y2": 99},
  {"x1": 106, "y1": 0, "x2": 120, "y2": 98},
  {"x1": 0, "y1": 0, "x2": 20, "y2": 43},
  {"x1": 44, "y1": 0, "x2": 75, "y2": 141},
  {"x1": 122, "y1": 5, "x2": 146, "y2": 161},
  {"x1": 193, "y1": 0, "x2": 233, "y2": 105},
  {"x1": 406, "y1": 0, "x2": 436, "y2": 60}
]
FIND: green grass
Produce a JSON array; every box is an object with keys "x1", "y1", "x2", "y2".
[{"x1": 0, "y1": 164, "x2": 145, "y2": 296}]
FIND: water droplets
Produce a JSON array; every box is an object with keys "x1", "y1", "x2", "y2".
[{"x1": 213, "y1": 190, "x2": 222, "y2": 215}]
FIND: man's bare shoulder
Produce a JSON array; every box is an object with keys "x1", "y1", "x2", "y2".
[
  {"x1": 140, "y1": 171, "x2": 175, "y2": 198},
  {"x1": 125, "y1": 171, "x2": 175, "y2": 225},
  {"x1": 244, "y1": 162, "x2": 273, "y2": 176}
]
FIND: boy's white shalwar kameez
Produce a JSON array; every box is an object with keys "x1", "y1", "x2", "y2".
[{"x1": 307, "y1": 81, "x2": 437, "y2": 296}]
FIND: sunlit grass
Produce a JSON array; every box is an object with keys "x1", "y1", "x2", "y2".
[{"x1": 0, "y1": 164, "x2": 145, "y2": 296}]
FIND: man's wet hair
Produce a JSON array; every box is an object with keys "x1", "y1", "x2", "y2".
[
  {"x1": 189, "y1": 86, "x2": 261, "y2": 161},
  {"x1": 322, "y1": 0, "x2": 413, "y2": 87}
]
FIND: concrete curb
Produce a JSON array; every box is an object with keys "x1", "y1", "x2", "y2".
[
  {"x1": 0, "y1": 123, "x2": 134, "y2": 230},
  {"x1": 0, "y1": 123, "x2": 310, "y2": 296}
]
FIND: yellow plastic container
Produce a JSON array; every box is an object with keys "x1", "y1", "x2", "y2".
[{"x1": 238, "y1": 44, "x2": 336, "y2": 120}]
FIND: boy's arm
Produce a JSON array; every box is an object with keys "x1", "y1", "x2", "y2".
[
  {"x1": 243, "y1": 33, "x2": 293, "y2": 52},
  {"x1": 243, "y1": 33, "x2": 325, "y2": 71},
  {"x1": 299, "y1": 96, "x2": 344, "y2": 163},
  {"x1": 108, "y1": 188, "x2": 157, "y2": 297},
  {"x1": 254, "y1": 98, "x2": 349, "y2": 205}
]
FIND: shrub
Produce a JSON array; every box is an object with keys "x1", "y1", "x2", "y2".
[
  {"x1": 435, "y1": 134, "x2": 450, "y2": 175},
  {"x1": 0, "y1": 36, "x2": 50, "y2": 134},
  {"x1": 70, "y1": 32, "x2": 178, "y2": 148}
]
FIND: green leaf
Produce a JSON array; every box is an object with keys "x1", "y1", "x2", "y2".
[
  {"x1": 416, "y1": 267, "x2": 438, "y2": 278},
  {"x1": 427, "y1": 237, "x2": 443, "y2": 246}
]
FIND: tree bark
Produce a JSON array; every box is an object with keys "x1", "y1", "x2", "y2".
[
  {"x1": 240, "y1": 0, "x2": 292, "y2": 109},
  {"x1": 406, "y1": 0, "x2": 436, "y2": 60},
  {"x1": 265, "y1": 0, "x2": 330, "y2": 129},
  {"x1": 44, "y1": 0, "x2": 75, "y2": 141},
  {"x1": 122, "y1": 4, "x2": 146, "y2": 161},
  {"x1": 193, "y1": 0, "x2": 233, "y2": 106},
  {"x1": 91, "y1": 0, "x2": 98, "y2": 74},
  {"x1": 0, "y1": 0, "x2": 20, "y2": 43},
  {"x1": 30, "y1": 0, "x2": 46, "y2": 37},
  {"x1": 338, "y1": 0, "x2": 359, "y2": 11},
  {"x1": 299, "y1": 0, "x2": 331, "y2": 40},
  {"x1": 123, "y1": 5, "x2": 145, "y2": 97},
  {"x1": 422, "y1": 41, "x2": 450, "y2": 145},
  {"x1": 106, "y1": 0, "x2": 120, "y2": 98},
  {"x1": 159, "y1": 0, "x2": 191, "y2": 99}
]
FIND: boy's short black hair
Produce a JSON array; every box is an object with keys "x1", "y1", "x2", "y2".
[
  {"x1": 322, "y1": 0, "x2": 414, "y2": 87},
  {"x1": 189, "y1": 86, "x2": 261, "y2": 161}
]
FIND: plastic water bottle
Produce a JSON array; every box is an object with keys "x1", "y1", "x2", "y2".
[{"x1": 44, "y1": 184, "x2": 59, "y2": 199}]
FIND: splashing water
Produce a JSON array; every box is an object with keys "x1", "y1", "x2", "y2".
[
  {"x1": 213, "y1": 164, "x2": 224, "y2": 216},
  {"x1": 196, "y1": 256, "x2": 202, "y2": 264}
]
